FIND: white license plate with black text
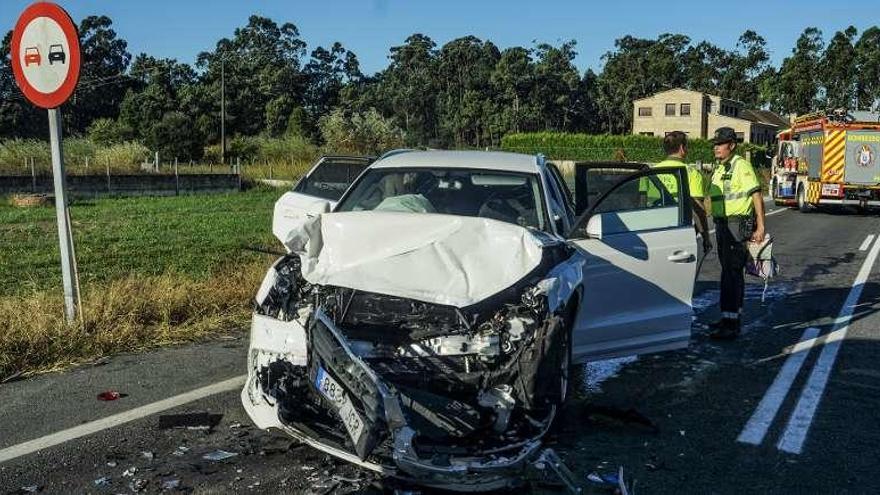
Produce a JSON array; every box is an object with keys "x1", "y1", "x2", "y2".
[{"x1": 314, "y1": 366, "x2": 366, "y2": 445}]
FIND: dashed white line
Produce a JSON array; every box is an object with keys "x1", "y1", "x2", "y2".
[
  {"x1": 0, "y1": 375, "x2": 246, "y2": 465},
  {"x1": 859, "y1": 234, "x2": 875, "y2": 251},
  {"x1": 776, "y1": 233, "x2": 880, "y2": 454},
  {"x1": 737, "y1": 327, "x2": 821, "y2": 445}
]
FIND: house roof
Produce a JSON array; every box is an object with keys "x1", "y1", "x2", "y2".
[{"x1": 741, "y1": 109, "x2": 789, "y2": 128}]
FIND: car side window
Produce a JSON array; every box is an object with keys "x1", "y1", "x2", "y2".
[
  {"x1": 570, "y1": 169, "x2": 687, "y2": 238},
  {"x1": 294, "y1": 158, "x2": 371, "y2": 201},
  {"x1": 546, "y1": 163, "x2": 575, "y2": 219},
  {"x1": 542, "y1": 169, "x2": 571, "y2": 234}
]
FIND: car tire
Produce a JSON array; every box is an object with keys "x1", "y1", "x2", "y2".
[{"x1": 558, "y1": 302, "x2": 577, "y2": 405}]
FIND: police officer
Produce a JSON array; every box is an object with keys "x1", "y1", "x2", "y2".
[
  {"x1": 649, "y1": 131, "x2": 711, "y2": 253},
  {"x1": 708, "y1": 127, "x2": 766, "y2": 340}
]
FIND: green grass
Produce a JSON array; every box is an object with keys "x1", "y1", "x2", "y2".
[{"x1": 0, "y1": 189, "x2": 283, "y2": 297}]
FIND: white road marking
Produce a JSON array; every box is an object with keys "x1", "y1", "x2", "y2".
[
  {"x1": 737, "y1": 327, "x2": 820, "y2": 445},
  {"x1": 859, "y1": 234, "x2": 875, "y2": 251},
  {"x1": 0, "y1": 375, "x2": 246, "y2": 465},
  {"x1": 777, "y1": 233, "x2": 880, "y2": 454}
]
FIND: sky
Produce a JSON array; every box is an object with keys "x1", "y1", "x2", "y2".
[{"x1": 2, "y1": 0, "x2": 878, "y2": 75}]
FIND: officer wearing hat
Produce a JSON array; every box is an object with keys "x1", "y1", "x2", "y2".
[{"x1": 708, "y1": 127, "x2": 766, "y2": 340}]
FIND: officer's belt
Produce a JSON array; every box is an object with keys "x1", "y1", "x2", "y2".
[{"x1": 710, "y1": 191, "x2": 752, "y2": 201}]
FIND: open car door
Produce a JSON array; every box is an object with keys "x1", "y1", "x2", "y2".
[
  {"x1": 274, "y1": 156, "x2": 373, "y2": 242},
  {"x1": 566, "y1": 165, "x2": 697, "y2": 362}
]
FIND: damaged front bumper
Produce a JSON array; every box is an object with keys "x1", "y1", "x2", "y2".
[{"x1": 241, "y1": 308, "x2": 559, "y2": 492}]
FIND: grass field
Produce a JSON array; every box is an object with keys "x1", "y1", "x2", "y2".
[
  {"x1": 0, "y1": 189, "x2": 282, "y2": 295},
  {"x1": 0, "y1": 188, "x2": 286, "y2": 377}
]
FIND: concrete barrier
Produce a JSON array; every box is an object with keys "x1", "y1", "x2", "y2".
[{"x1": 0, "y1": 174, "x2": 241, "y2": 197}]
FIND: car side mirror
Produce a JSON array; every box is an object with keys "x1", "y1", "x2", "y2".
[{"x1": 586, "y1": 214, "x2": 602, "y2": 240}]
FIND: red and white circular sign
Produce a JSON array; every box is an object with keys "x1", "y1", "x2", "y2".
[{"x1": 11, "y1": 2, "x2": 81, "y2": 109}]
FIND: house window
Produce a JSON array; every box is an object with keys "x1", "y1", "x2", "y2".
[
  {"x1": 736, "y1": 132, "x2": 744, "y2": 142},
  {"x1": 639, "y1": 132, "x2": 654, "y2": 136},
  {"x1": 638, "y1": 107, "x2": 652, "y2": 117},
  {"x1": 680, "y1": 103, "x2": 691, "y2": 116},
  {"x1": 665, "y1": 103, "x2": 675, "y2": 116},
  {"x1": 706, "y1": 101, "x2": 713, "y2": 113}
]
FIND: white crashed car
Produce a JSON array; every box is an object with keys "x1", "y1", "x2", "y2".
[{"x1": 242, "y1": 151, "x2": 698, "y2": 491}]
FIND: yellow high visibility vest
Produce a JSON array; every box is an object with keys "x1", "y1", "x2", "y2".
[
  {"x1": 709, "y1": 155, "x2": 760, "y2": 218},
  {"x1": 642, "y1": 158, "x2": 706, "y2": 205}
]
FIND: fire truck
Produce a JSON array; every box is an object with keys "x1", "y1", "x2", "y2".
[{"x1": 771, "y1": 111, "x2": 880, "y2": 212}]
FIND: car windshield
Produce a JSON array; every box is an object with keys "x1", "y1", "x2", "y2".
[{"x1": 336, "y1": 167, "x2": 547, "y2": 230}]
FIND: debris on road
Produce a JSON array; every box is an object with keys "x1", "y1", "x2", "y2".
[
  {"x1": 122, "y1": 466, "x2": 137, "y2": 477},
  {"x1": 529, "y1": 448, "x2": 582, "y2": 494},
  {"x1": 140, "y1": 451, "x2": 154, "y2": 461},
  {"x1": 96, "y1": 390, "x2": 125, "y2": 401},
  {"x1": 587, "y1": 466, "x2": 630, "y2": 494},
  {"x1": 202, "y1": 449, "x2": 238, "y2": 461},
  {"x1": 93, "y1": 476, "x2": 111, "y2": 487},
  {"x1": 160, "y1": 478, "x2": 180, "y2": 491},
  {"x1": 18, "y1": 486, "x2": 41, "y2": 493},
  {"x1": 1, "y1": 370, "x2": 24, "y2": 384},
  {"x1": 158, "y1": 412, "x2": 222, "y2": 431},
  {"x1": 171, "y1": 446, "x2": 190, "y2": 457},
  {"x1": 128, "y1": 478, "x2": 148, "y2": 492}
]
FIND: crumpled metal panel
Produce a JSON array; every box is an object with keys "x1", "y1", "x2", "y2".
[{"x1": 283, "y1": 211, "x2": 546, "y2": 307}]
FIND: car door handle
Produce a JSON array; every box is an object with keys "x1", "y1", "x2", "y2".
[{"x1": 667, "y1": 250, "x2": 695, "y2": 263}]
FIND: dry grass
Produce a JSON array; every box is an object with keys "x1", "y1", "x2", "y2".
[{"x1": 0, "y1": 260, "x2": 269, "y2": 378}]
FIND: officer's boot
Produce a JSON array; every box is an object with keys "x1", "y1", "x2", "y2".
[{"x1": 709, "y1": 318, "x2": 741, "y2": 340}]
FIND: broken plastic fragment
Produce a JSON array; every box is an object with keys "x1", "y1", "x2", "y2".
[
  {"x1": 202, "y1": 450, "x2": 238, "y2": 461},
  {"x1": 160, "y1": 479, "x2": 180, "y2": 491},
  {"x1": 96, "y1": 390, "x2": 124, "y2": 401},
  {"x1": 122, "y1": 467, "x2": 137, "y2": 477},
  {"x1": 93, "y1": 477, "x2": 110, "y2": 487}
]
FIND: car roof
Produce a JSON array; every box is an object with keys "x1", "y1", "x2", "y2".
[{"x1": 370, "y1": 150, "x2": 541, "y2": 174}]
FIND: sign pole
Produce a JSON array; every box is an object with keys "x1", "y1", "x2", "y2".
[{"x1": 47, "y1": 107, "x2": 79, "y2": 322}]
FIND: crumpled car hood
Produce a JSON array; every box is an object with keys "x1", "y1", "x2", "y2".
[{"x1": 279, "y1": 211, "x2": 545, "y2": 307}]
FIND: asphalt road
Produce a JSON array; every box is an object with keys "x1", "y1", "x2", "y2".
[{"x1": 2, "y1": 200, "x2": 880, "y2": 494}]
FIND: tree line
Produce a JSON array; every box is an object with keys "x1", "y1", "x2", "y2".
[{"x1": 1, "y1": 15, "x2": 879, "y2": 159}]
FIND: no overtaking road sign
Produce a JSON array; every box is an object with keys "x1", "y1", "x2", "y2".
[
  {"x1": 11, "y1": 2, "x2": 83, "y2": 323},
  {"x1": 11, "y1": 1, "x2": 81, "y2": 109}
]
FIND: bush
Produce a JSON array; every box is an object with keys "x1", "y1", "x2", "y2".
[
  {"x1": 95, "y1": 142, "x2": 150, "y2": 171},
  {"x1": 87, "y1": 118, "x2": 134, "y2": 146},
  {"x1": 319, "y1": 108, "x2": 405, "y2": 156},
  {"x1": 500, "y1": 132, "x2": 768, "y2": 165},
  {"x1": 146, "y1": 112, "x2": 204, "y2": 161}
]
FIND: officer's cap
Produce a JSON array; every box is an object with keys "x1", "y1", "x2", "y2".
[{"x1": 711, "y1": 127, "x2": 738, "y2": 145}]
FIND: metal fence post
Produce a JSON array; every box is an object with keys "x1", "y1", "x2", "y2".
[
  {"x1": 106, "y1": 158, "x2": 111, "y2": 193},
  {"x1": 175, "y1": 157, "x2": 180, "y2": 196},
  {"x1": 31, "y1": 157, "x2": 36, "y2": 192},
  {"x1": 85, "y1": 156, "x2": 89, "y2": 173}
]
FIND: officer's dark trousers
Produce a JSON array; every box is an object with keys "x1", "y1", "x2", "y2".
[{"x1": 715, "y1": 219, "x2": 746, "y2": 320}]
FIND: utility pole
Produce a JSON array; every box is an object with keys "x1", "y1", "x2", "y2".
[{"x1": 220, "y1": 58, "x2": 226, "y2": 166}]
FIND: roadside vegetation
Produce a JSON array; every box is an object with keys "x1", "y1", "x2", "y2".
[{"x1": 0, "y1": 189, "x2": 284, "y2": 378}]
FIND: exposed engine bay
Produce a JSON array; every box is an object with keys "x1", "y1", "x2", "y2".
[{"x1": 242, "y1": 212, "x2": 583, "y2": 491}]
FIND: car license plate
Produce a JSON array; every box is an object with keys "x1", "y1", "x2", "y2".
[
  {"x1": 314, "y1": 366, "x2": 366, "y2": 445},
  {"x1": 821, "y1": 183, "x2": 841, "y2": 196}
]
